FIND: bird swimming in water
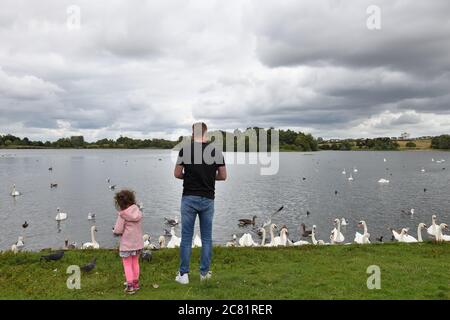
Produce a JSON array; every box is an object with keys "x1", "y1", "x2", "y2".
[
  {"x1": 81, "y1": 258, "x2": 96, "y2": 272},
  {"x1": 238, "y1": 215, "x2": 257, "y2": 226},
  {"x1": 22, "y1": 221, "x2": 28, "y2": 229},
  {"x1": 50, "y1": 183, "x2": 58, "y2": 188},
  {"x1": 334, "y1": 190, "x2": 338, "y2": 195},
  {"x1": 306, "y1": 210, "x2": 311, "y2": 216},
  {"x1": 164, "y1": 217, "x2": 179, "y2": 227}
]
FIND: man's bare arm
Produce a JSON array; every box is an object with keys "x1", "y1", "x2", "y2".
[
  {"x1": 174, "y1": 164, "x2": 184, "y2": 179},
  {"x1": 216, "y1": 166, "x2": 227, "y2": 181}
]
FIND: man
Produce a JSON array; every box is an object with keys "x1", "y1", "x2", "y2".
[{"x1": 174, "y1": 122, "x2": 227, "y2": 284}]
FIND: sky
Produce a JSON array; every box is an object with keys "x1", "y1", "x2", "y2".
[{"x1": 0, "y1": 0, "x2": 449, "y2": 141}]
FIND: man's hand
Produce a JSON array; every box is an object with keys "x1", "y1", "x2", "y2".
[
  {"x1": 216, "y1": 166, "x2": 227, "y2": 181},
  {"x1": 174, "y1": 164, "x2": 184, "y2": 179}
]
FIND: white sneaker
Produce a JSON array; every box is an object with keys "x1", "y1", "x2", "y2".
[
  {"x1": 175, "y1": 272, "x2": 189, "y2": 285},
  {"x1": 200, "y1": 271, "x2": 212, "y2": 281}
]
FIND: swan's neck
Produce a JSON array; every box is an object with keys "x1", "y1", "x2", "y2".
[
  {"x1": 417, "y1": 226, "x2": 423, "y2": 242},
  {"x1": 312, "y1": 230, "x2": 317, "y2": 245},
  {"x1": 261, "y1": 229, "x2": 266, "y2": 246},
  {"x1": 270, "y1": 227, "x2": 275, "y2": 242},
  {"x1": 91, "y1": 229, "x2": 97, "y2": 244},
  {"x1": 363, "y1": 223, "x2": 368, "y2": 235}
]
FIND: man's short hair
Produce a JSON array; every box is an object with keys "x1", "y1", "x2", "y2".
[{"x1": 192, "y1": 122, "x2": 207, "y2": 138}]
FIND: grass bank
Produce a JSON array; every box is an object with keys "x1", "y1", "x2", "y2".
[{"x1": 0, "y1": 243, "x2": 449, "y2": 300}]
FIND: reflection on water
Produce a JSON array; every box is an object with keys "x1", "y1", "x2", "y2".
[{"x1": 1, "y1": 149, "x2": 449, "y2": 250}]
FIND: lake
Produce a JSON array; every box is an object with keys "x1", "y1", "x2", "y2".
[{"x1": 1, "y1": 149, "x2": 449, "y2": 251}]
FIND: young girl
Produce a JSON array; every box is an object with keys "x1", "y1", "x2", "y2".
[{"x1": 113, "y1": 190, "x2": 144, "y2": 294}]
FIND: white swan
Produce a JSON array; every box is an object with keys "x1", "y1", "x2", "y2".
[
  {"x1": 159, "y1": 235, "x2": 166, "y2": 248},
  {"x1": 348, "y1": 174, "x2": 354, "y2": 181},
  {"x1": 391, "y1": 228, "x2": 402, "y2": 241},
  {"x1": 14, "y1": 236, "x2": 25, "y2": 251},
  {"x1": 353, "y1": 167, "x2": 358, "y2": 173},
  {"x1": 427, "y1": 215, "x2": 439, "y2": 237},
  {"x1": 436, "y1": 223, "x2": 450, "y2": 242},
  {"x1": 226, "y1": 234, "x2": 237, "y2": 247},
  {"x1": 238, "y1": 233, "x2": 257, "y2": 247},
  {"x1": 383, "y1": 158, "x2": 387, "y2": 162},
  {"x1": 167, "y1": 227, "x2": 181, "y2": 248},
  {"x1": 342, "y1": 169, "x2": 346, "y2": 175},
  {"x1": 11, "y1": 244, "x2": 18, "y2": 254},
  {"x1": 311, "y1": 225, "x2": 325, "y2": 245},
  {"x1": 143, "y1": 234, "x2": 155, "y2": 249},
  {"x1": 277, "y1": 227, "x2": 289, "y2": 246},
  {"x1": 416, "y1": 223, "x2": 427, "y2": 242},
  {"x1": 341, "y1": 218, "x2": 348, "y2": 226},
  {"x1": 82, "y1": 226, "x2": 99, "y2": 249},
  {"x1": 266, "y1": 224, "x2": 279, "y2": 247},
  {"x1": 193, "y1": 233, "x2": 202, "y2": 248},
  {"x1": 378, "y1": 178, "x2": 390, "y2": 184},
  {"x1": 10, "y1": 184, "x2": 21, "y2": 197},
  {"x1": 354, "y1": 221, "x2": 371, "y2": 244},
  {"x1": 421, "y1": 167, "x2": 425, "y2": 172},
  {"x1": 331, "y1": 218, "x2": 345, "y2": 243},
  {"x1": 398, "y1": 228, "x2": 418, "y2": 243},
  {"x1": 55, "y1": 207, "x2": 67, "y2": 221}
]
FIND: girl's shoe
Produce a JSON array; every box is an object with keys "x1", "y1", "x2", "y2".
[
  {"x1": 124, "y1": 283, "x2": 135, "y2": 294},
  {"x1": 133, "y1": 280, "x2": 140, "y2": 291}
]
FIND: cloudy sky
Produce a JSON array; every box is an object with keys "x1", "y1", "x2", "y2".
[{"x1": 1, "y1": 0, "x2": 449, "y2": 141}]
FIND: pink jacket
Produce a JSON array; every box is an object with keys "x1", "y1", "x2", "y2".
[{"x1": 113, "y1": 204, "x2": 144, "y2": 252}]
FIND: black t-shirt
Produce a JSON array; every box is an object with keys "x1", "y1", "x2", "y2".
[{"x1": 177, "y1": 141, "x2": 225, "y2": 200}]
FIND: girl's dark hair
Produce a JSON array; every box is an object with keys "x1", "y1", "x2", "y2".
[{"x1": 114, "y1": 189, "x2": 136, "y2": 210}]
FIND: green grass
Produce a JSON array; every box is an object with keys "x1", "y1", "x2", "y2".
[{"x1": 0, "y1": 243, "x2": 449, "y2": 300}]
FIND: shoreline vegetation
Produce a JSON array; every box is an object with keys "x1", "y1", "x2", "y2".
[
  {"x1": 1, "y1": 130, "x2": 450, "y2": 152},
  {"x1": 0, "y1": 243, "x2": 448, "y2": 299}
]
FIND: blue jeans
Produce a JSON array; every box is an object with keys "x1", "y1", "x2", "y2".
[{"x1": 179, "y1": 195, "x2": 214, "y2": 275}]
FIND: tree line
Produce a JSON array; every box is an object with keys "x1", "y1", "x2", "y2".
[{"x1": 2, "y1": 132, "x2": 450, "y2": 151}]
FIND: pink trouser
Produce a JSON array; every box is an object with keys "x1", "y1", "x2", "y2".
[{"x1": 122, "y1": 255, "x2": 140, "y2": 284}]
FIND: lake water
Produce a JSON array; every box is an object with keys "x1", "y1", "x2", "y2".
[{"x1": 1, "y1": 149, "x2": 449, "y2": 251}]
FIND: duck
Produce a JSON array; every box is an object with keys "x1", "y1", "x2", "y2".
[
  {"x1": 330, "y1": 218, "x2": 345, "y2": 243},
  {"x1": 167, "y1": 227, "x2": 181, "y2": 248},
  {"x1": 10, "y1": 184, "x2": 21, "y2": 197},
  {"x1": 109, "y1": 184, "x2": 116, "y2": 190},
  {"x1": 354, "y1": 221, "x2": 371, "y2": 244},
  {"x1": 87, "y1": 212, "x2": 96, "y2": 220},
  {"x1": 225, "y1": 234, "x2": 237, "y2": 247},
  {"x1": 340, "y1": 218, "x2": 348, "y2": 226},
  {"x1": 427, "y1": 215, "x2": 439, "y2": 237},
  {"x1": 50, "y1": 183, "x2": 58, "y2": 188},
  {"x1": 22, "y1": 221, "x2": 28, "y2": 229},
  {"x1": 238, "y1": 233, "x2": 258, "y2": 247},
  {"x1": 300, "y1": 223, "x2": 312, "y2": 237},
  {"x1": 238, "y1": 215, "x2": 257, "y2": 226},
  {"x1": 192, "y1": 233, "x2": 202, "y2": 248},
  {"x1": 55, "y1": 208, "x2": 67, "y2": 221},
  {"x1": 81, "y1": 226, "x2": 99, "y2": 249}
]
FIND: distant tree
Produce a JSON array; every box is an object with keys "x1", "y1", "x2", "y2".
[{"x1": 405, "y1": 141, "x2": 416, "y2": 148}]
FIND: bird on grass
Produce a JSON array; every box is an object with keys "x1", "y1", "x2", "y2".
[
  {"x1": 81, "y1": 258, "x2": 97, "y2": 272},
  {"x1": 40, "y1": 250, "x2": 64, "y2": 261},
  {"x1": 140, "y1": 250, "x2": 152, "y2": 262}
]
